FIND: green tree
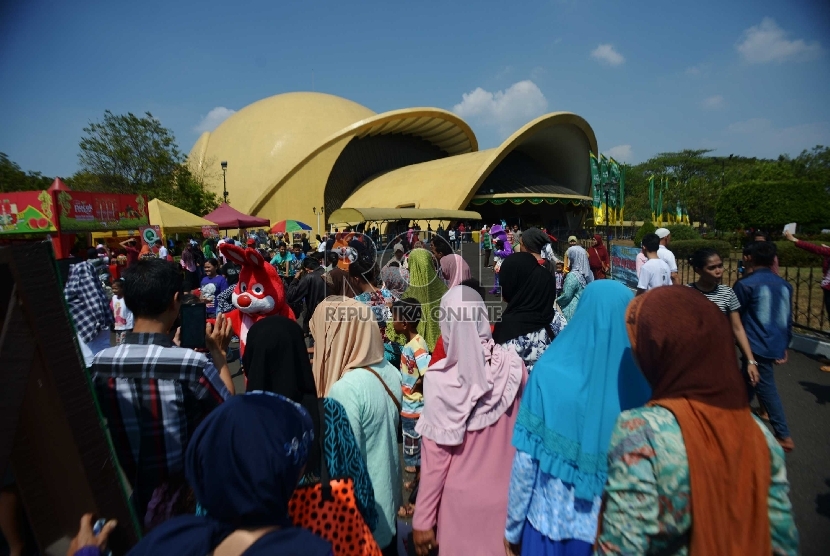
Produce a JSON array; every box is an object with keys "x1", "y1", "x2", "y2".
[
  {"x1": 76, "y1": 111, "x2": 220, "y2": 214},
  {"x1": 621, "y1": 146, "x2": 830, "y2": 228},
  {"x1": 715, "y1": 180, "x2": 830, "y2": 233},
  {"x1": 78, "y1": 111, "x2": 181, "y2": 193},
  {"x1": 0, "y1": 153, "x2": 54, "y2": 192}
]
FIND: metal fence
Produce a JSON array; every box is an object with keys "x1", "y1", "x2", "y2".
[
  {"x1": 674, "y1": 256, "x2": 829, "y2": 337},
  {"x1": 554, "y1": 239, "x2": 829, "y2": 338}
]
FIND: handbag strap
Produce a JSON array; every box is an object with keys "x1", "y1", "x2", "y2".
[{"x1": 362, "y1": 366, "x2": 402, "y2": 414}]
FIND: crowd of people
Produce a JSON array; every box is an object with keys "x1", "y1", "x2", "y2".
[{"x1": 10, "y1": 221, "x2": 807, "y2": 556}]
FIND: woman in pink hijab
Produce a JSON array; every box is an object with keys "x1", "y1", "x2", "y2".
[
  {"x1": 412, "y1": 285, "x2": 527, "y2": 556},
  {"x1": 439, "y1": 254, "x2": 472, "y2": 288}
]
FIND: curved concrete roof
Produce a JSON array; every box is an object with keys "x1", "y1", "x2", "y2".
[
  {"x1": 188, "y1": 92, "x2": 477, "y2": 215},
  {"x1": 343, "y1": 112, "x2": 597, "y2": 211}
]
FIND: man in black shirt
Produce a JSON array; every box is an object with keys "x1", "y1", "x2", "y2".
[{"x1": 287, "y1": 257, "x2": 327, "y2": 335}]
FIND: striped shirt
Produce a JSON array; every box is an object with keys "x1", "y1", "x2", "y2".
[
  {"x1": 686, "y1": 283, "x2": 741, "y2": 314},
  {"x1": 91, "y1": 333, "x2": 230, "y2": 517}
]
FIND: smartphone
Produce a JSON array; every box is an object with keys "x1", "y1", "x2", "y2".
[
  {"x1": 179, "y1": 303, "x2": 207, "y2": 349},
  {"x1": 92, "y1": 519, "x2": 113, "y2": 556}
]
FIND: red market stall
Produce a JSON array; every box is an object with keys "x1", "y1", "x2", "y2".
[
  {"x1": 0, "y1": 178, "x2": 149, "y2": 259},
  {"x1": 203, "y1": 203, "x2": 270, "y2": 229}
]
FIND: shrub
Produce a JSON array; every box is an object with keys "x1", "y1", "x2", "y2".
[
  {"x1": 665, "y1": 225, "x2": 700, "y2": 241},
  {"x1": 633, "y1": 221, "x2": 656, "y2": 245},
  {"x1": 715, "y1": 180, "x2": 830, "y2": 233},
  {"x1": 774, "y1": 241, "x2": 823, "y2": 267},
  {"x1": 669, "y1": 240, "x2": 732, "y2": 262}
]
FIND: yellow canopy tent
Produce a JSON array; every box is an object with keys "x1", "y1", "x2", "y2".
[{"x1": 148, "y1": 199, "x2": 217, "y2": 235}]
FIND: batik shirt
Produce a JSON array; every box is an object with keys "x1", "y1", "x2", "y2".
[
  {"x1": 299, "y1": 397, "x2": 379, "y2": 530},
  {"x1": 399, "y1": 334, "x2": 430, "y2": 418},
  {"x1": 593, "y1": 406, "x2": 798, "y2": 556},
  {"x1": 500, "y1": 312, "x2": 566, "y2": 373}
]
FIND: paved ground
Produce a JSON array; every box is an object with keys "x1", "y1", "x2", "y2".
[{"x1": 232, "y1": 241, "x2": 830, "y2": 554}]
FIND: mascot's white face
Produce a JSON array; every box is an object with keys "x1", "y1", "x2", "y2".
[{"x1": 232, "y1": 280, "x2": 275, "y2": 315}]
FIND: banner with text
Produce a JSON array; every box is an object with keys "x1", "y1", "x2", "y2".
[
  {"x1": 56, "y1": 191, "x2": 148, "y2": 232},
  {"x1": 611, "y1": 245, "x2": 640, "y2": 290}
]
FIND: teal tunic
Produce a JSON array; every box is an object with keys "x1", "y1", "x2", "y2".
[{"x1": 329, "y1": 362, "x2": 403, "y2": 549}]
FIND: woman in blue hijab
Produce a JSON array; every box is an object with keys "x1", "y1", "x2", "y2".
[
  {"x1": 503, "y1": 280, "x2": 651, "y2": 556},
  {"x1": 127, "y1": 392, "x2": 332, "y2": 556}
]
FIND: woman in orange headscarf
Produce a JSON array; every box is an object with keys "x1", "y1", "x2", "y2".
[{"x1": 594, "y1": 286, "x2": 798, "y2": 555}]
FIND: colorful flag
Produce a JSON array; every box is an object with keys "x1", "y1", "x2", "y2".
[
  {"x1": 590, "y1": 153, "x2": 602, "y2": 226},
  {"x1": 619, "y1": 164, "x2": 626, "y2": 224},
  {"x1": 599, "y1": 154, "x2": 610, "y2": 225},
  {"x1": 656, "y1": 177, "x2": 664, "y2": 225},
  {"x1": 609, "y1": 158, "x2": 620, "y2": 224},
  {"x1": 648, "y1": 175, "x2": 655, "y2": 223}
]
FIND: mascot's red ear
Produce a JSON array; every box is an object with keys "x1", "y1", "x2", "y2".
[
  {"x1": 220, "y1": 243, "x2": 247, "y2": 265},
  {"x1": 245, "y1": 248, "x2": 265, "y2": 267}
]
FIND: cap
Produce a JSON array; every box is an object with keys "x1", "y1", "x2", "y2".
[
  {"x1": 655, "y1": 228, "x2": 671, "y2": 239},
  {"x1": 393, "y1": 242, "x2": 404, "y2": 252},
  {"x1": 246, "y1": 238, "x2": 256, "y2": 246},
  {"x1": 568, "y1": 235, "x2": 578, "y2": 243}
]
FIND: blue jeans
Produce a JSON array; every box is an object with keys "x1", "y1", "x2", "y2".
[
  {"x1": 402, "y1": 416, "x2": 421, "y2": 468},
  {"x1": 744, "y1": 356, "x2": 791, "y2": 439}
]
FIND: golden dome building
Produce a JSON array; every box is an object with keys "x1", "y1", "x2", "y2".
[{"x1": 188, "y1": 92, "x2": 597, "y2": 233}]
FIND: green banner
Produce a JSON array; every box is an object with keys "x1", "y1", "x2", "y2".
[
  {"x1": 648, "y1": 175, "x2": 655, "y2": 222},
  {"x1": 619, "y1": 164, "x2": 626, "y2": 223}
]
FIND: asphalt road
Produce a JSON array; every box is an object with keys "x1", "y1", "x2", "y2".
[
  {"x1": 232, "y1": 240, "x2": 830, "y2": 554},
  {"x1": 769, "y1": 349, "x2": 830, "y2": 555}
]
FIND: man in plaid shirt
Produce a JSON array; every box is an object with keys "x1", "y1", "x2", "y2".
[
  {"x1": 65, "y1": 248, "x2": 114, "y2": 355},
  {"x1": 91, "y1": 259, "x2": 235, "y2": 520}
]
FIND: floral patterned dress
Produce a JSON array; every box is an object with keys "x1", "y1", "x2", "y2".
[
  {"x1": 593, "y1": 406, "x2": 799, "y2": 556},
  {"x1": 500, "y1": 312, "x2": 567, "y2": 373}
]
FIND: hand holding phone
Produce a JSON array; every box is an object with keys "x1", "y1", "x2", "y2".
[
  {"x1": 67, "y1": 514, "x2": 116, "y2": 556},
  {"x1": 179, "y1": 303, "x2": 207, "y2": 349}
]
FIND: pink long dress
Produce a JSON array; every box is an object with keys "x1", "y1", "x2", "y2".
[{"x1": 412, "y1": 374, "x2": 526, "y2": 556}]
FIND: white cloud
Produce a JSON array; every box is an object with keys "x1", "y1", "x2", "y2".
[
  {"x1": 604, "y1": 144, "x2": 633, "y2": 163},
  {"x1": 685, "y1": 64, "x2": 708, "y2": 76},
  {"x1": 453, "y1": 80, "x2": 548, "y2": 136},
  {"x1": 591, "y1": 44, "x2": 625, "y2": 66},
  {"x1": 736, "y1": 17, "x2": 823, "y2": 64},
  {"x1": 725, "y1": 117, "x2": 830, "y2": 158},
  {"x1": 702, "y1": 95, "x2": 725, "y2": 110},
  {"x1": 194, "y1": 106, "x2": 236, "y2": 133}
]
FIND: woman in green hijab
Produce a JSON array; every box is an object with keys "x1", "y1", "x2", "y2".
[{"x1": 387, "y1": 248, "x2": 447, "y2": 350}]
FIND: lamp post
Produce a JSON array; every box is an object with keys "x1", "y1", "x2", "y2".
[
  {"x1": 312, "y1": 207, "x2": 324, "y2": 237},
  {"x1": 220, "y1": 161, "x2": 228, "y2": 204}
]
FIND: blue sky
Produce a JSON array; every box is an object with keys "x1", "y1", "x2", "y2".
[{"x1": 1, "y1": 0, "x2": 828, "y2": 177}]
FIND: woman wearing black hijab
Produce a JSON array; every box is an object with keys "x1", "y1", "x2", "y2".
[
  {"x1": 492, "y1": 252, "x2": 566, "y2": 372},
  {"x1": 242, "y1": 316, "x2": 379, "y2": 533},
  {"x1": 520, "y1": 227, "x2": 559, "y2": 275}
]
